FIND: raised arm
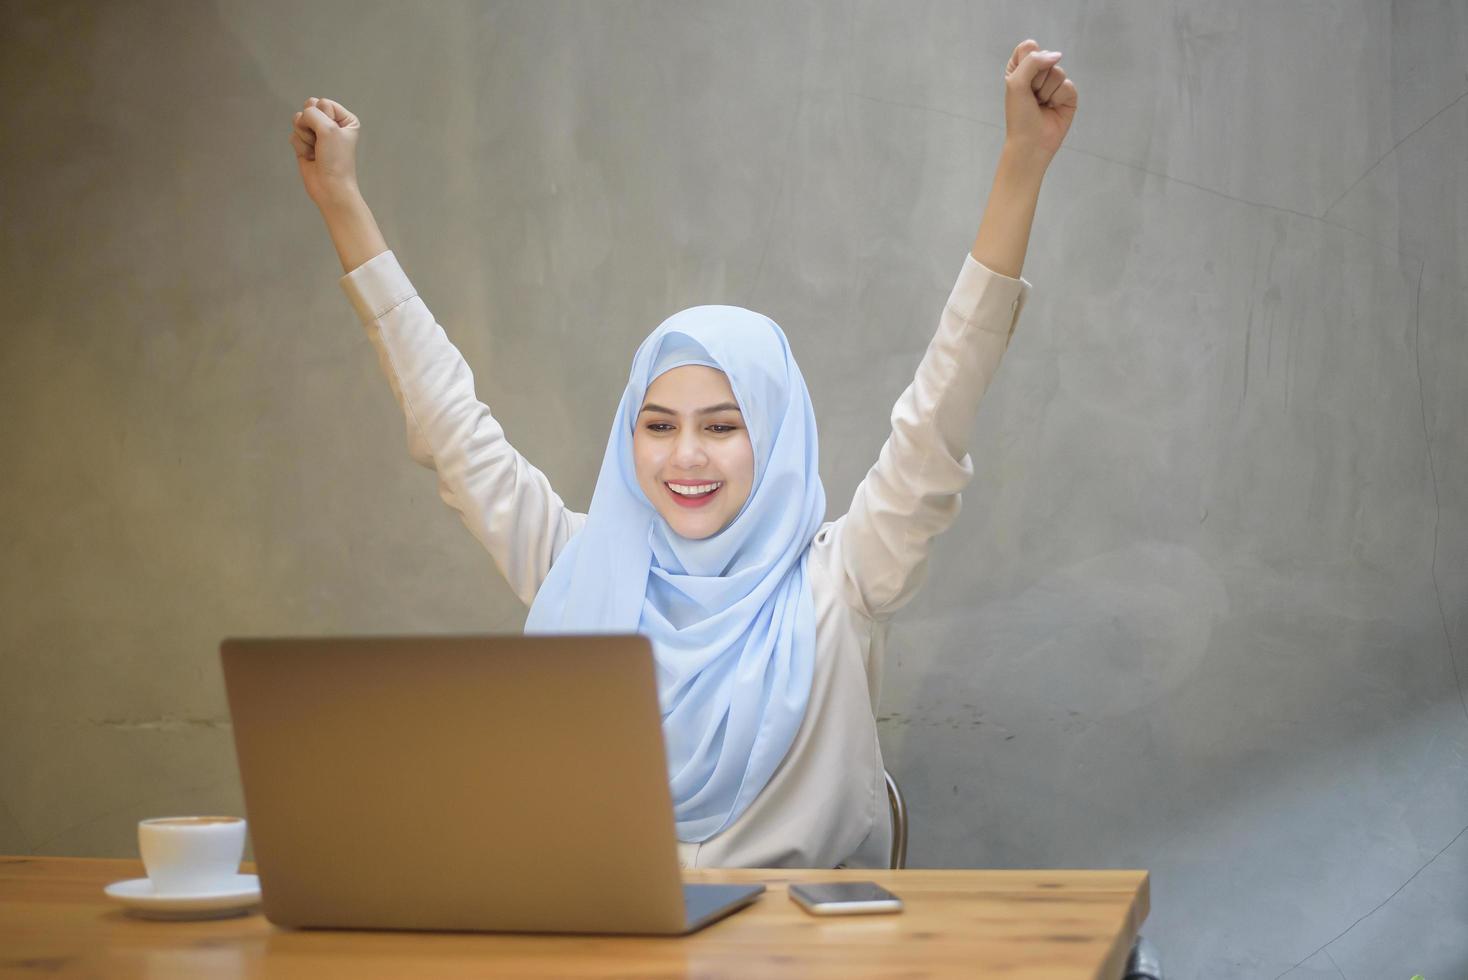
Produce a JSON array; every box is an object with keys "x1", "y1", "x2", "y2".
[
  {"x1": 819, "y1": 42, "x2": 1076, "y2": 620},
  {"x1": 291, "y1": 98, "x2": 585, "y2": 605},
  {"x1": 290, "y1": 97, "x2": 388, "y2": 274},
  {"x1": 968, "y1": 42, "x2": 1074, "y2": 278}
]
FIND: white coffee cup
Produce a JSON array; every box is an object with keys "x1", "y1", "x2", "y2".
[{"x1": 138, "y1": 816, "x2": 247, "y2": 895}]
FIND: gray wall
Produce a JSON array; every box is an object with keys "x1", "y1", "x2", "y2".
[{"x1": 1, "y1": 1, "x2": 1464, "y2": 976}]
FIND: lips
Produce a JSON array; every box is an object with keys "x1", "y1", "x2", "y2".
[{"x1": 665, "y1": 481, "x2": 722, "y2": 508}]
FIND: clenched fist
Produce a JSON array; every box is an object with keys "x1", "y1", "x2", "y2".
[
  {"x1": 1002, "y1": 40, "x2": 1078, "y2": 165},
  {"x1": 290, "y1": 97, "x2": 362, "y2": 208}
]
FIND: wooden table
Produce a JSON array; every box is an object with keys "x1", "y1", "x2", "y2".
[{"x1": 0, "y1": 857, "x2": 1149, "y2": 979}]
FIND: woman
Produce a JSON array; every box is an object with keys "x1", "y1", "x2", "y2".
[{"x1": 290, "y1": 39, "x2": 1077, "y2": 869}]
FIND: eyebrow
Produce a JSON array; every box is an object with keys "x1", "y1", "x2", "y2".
[{"x1": 637, "y1": 401, "x2": 742, "y2": 416}]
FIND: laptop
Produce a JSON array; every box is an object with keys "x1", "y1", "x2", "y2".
[{"x1": 219, "y1": 633, "x2": 764, "y2": 934}]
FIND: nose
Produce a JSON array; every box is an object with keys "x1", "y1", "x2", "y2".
[{"x1": 670, "y1": 426, "x2": 710, "y2": 468}]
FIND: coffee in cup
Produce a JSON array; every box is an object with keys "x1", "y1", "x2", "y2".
[{"x1": 138, "y1": 816, "x2": 246, "y2": 895}]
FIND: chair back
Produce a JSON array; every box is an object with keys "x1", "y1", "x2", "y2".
[
  {"x1": 884, "y1": 768, "x2": 908, "y2": 869},
  {"x1": 878, "y1": 768, "x2": 1161, "y2": 976}
]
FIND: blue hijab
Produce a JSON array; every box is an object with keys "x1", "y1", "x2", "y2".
[{"x1": 524, "y1": 304, "x2": 826, "y2": 842}]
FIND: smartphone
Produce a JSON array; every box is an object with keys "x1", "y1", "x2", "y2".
[{"x1": 788, "y1": 881, "x2": 903, "y2": 915}]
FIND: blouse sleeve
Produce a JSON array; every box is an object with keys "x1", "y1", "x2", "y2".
[
  {"x1": 819, "y1": 252, "x2": 1031, "y2": 619},
  {"x1": 338, "y1": 250, "x2": 587, "y2": 607}
]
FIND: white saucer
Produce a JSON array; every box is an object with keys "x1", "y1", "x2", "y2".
[{"x1": 103, "y1": 874, "x2": 261, "y2": 920}]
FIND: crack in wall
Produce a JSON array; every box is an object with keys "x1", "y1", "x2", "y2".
[
  {"x1": 1271, "y1": 819, "x2": 1468, "y2": 979},
  {"x1": 1271, "y1": 257, "x2": 1466, "y2": 980},
  {"x1": 1322, "y1": 89, "x2": 1468, "y2": 222},
  {"x1": 1410, "y1": 259, "x2": 1466, "y2": 725},
  {"x1": 93, "y1": 717, "x2": 233, "y2": 732},
  {"x1": 848, "y1": 90, "x2": 1453, "y2": 271}
]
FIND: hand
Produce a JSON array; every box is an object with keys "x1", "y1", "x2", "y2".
[
  {"x1": 1002, "y1": 40, "x2": 1078, "y2": 167},
  {"x1": 289, "y1": 97, "x2": 362, "y2": 208}
]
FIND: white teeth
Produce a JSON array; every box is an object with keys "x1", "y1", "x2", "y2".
[{"x1": 667, "y1": 482, "x2": 722, "y2": 496}]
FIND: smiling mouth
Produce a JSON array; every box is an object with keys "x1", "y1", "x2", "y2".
[{"x1": 665, "y1": 481, "x2": 723, "y2": 507}]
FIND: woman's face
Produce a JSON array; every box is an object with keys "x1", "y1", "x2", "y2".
[{"x1": 633, "y1": 365, "x2": 755, "y2": 540}]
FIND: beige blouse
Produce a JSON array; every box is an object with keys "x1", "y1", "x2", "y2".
[{"x1": 339, "y1": 250, "x2": 1031, "y2": 869}]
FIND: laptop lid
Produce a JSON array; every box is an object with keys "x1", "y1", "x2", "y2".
[{"x1": 221, "y1": 633, "x2": 712, "y2": 934}]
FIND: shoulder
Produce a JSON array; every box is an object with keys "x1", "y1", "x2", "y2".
[
  {"x1": 807, "y1": 519, "x2": 840, "y2": 565},
  {"x1": 805, "y1": 518, "x2": 869, "y2": 619}
]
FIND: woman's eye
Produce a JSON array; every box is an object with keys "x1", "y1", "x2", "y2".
[{"x1": 644, "y1": 423, "x2": 738, "y2": 434}]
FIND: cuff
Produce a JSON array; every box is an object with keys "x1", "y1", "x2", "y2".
[
  {"x1": 338, "y1": 249, "x2": 419, "y2": 324},
  {"x1": 945, "y1": 252, "x2": 1033, "y2": 336}
]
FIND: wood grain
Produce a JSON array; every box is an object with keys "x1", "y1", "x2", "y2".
[{"x1": 0, "y1": 857, "x2": 1148, "y2": 979}]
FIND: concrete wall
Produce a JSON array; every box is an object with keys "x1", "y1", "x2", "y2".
[{"x1": 1, "y1": 1, "x2": 1464, "y2": 976}]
